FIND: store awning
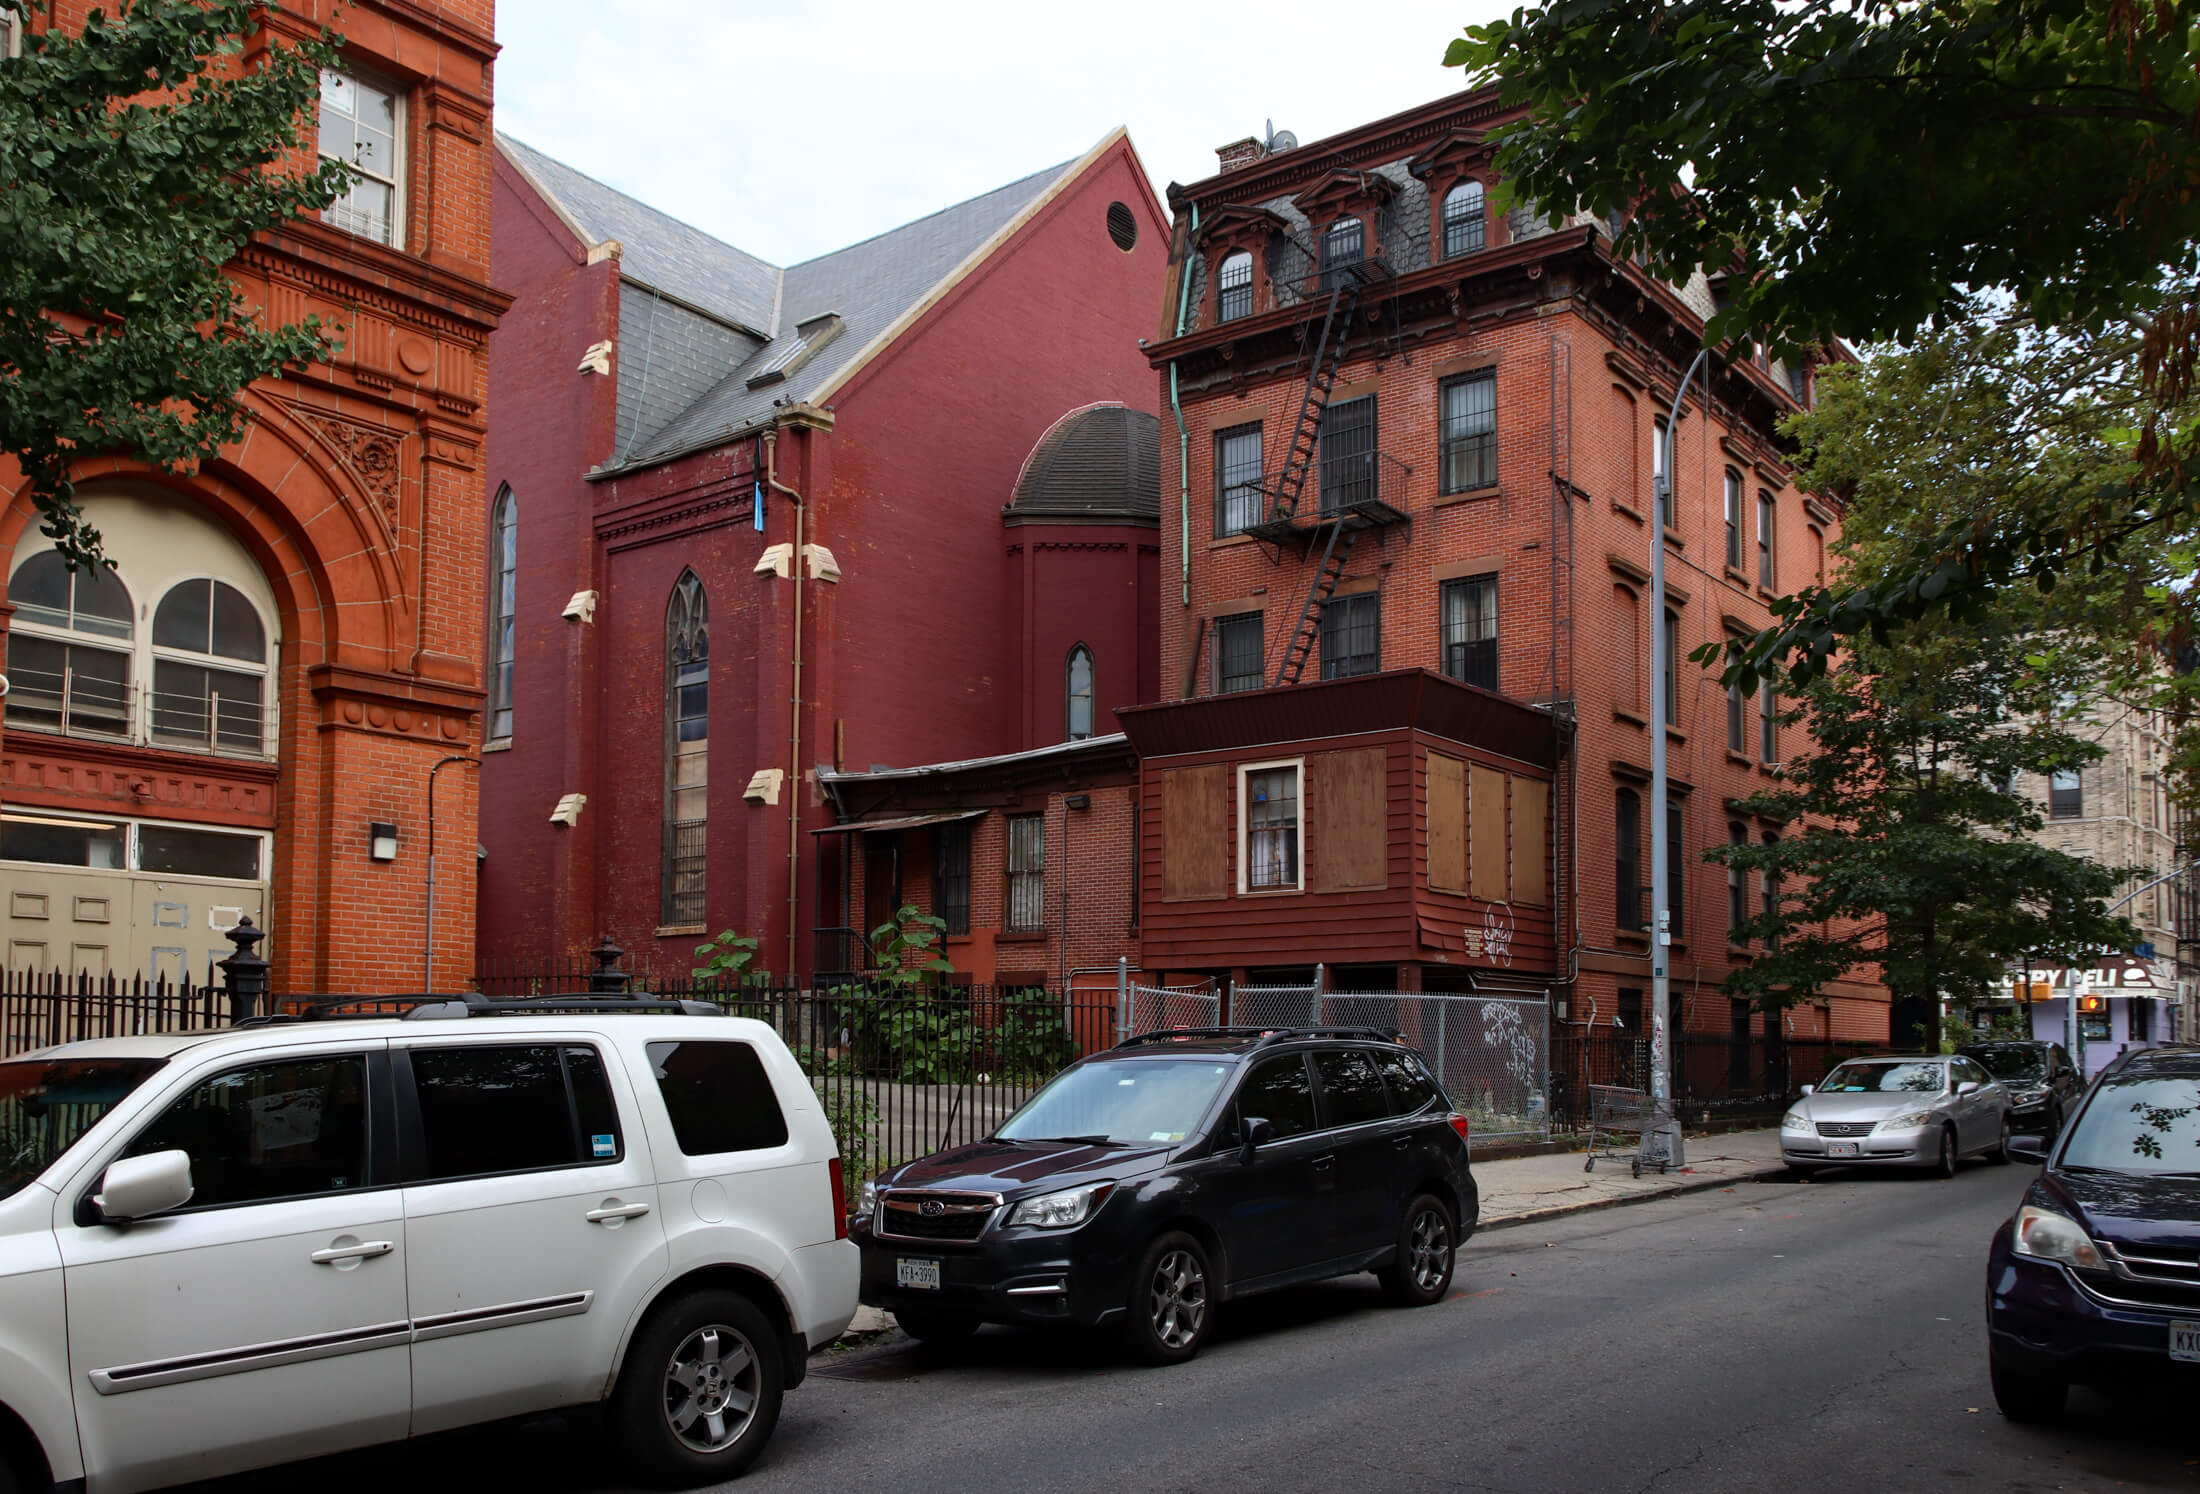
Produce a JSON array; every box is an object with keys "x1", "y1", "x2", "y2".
[{"x1": 811, "y1": 809, "x2": 987, "y2": 836}]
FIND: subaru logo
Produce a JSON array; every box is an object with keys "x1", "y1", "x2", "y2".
[{"x1": 920, "y1": 1199, "x2": 945, "y2": 1218}]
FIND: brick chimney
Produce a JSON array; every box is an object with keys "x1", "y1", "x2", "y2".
[{"x1": 1216, "y1": 137, "x2": 1264, "y2": 175}]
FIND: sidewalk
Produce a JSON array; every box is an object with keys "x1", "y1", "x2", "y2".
[
  {"x1": 838, "y1": 1128, "x2": 1786, "y2": 1336},
  {"x1": 1475, "y1": 1127, "x2": 1785, "y2": 1230}
]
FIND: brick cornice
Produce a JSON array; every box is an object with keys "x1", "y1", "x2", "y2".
[{"x1": 244, "y1": 221, "x2": 512, "y2": 336}]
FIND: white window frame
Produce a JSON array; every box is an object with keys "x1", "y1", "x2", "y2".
[
  {"x1": 0, "y1": 808, "x2": 271, "y2": 885},
  {"x1": 0, "y1": 12, "x2": 19, "y2": 59},
  {"x1": 317, "y1": 64, "x2": 405, "y2": 249},
  {"x1": 1236, "y1": 756, "x2": 1305, "y2": 896}
]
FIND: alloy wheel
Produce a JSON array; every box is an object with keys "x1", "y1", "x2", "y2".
[
  {"x1": 662, "y1": 1323, "x2": 759, "y2": 1453},
  {"x1": 1408, "y1": 1206, "x2": 1452, "y2": 1292},
  {"x1": 1148, "y1": 1247, "x2": 1209, "y2": 1350}
]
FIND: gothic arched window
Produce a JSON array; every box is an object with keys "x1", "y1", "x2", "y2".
[
  {"x1": 1065, "y1": 644, "x2": 1095, "y2": 741},
  {"x1": 487, "y1": 484, "x2": 516, "y2": 741},
  {"x1": 662, "y1": 572, "x2": 709, "y2": 926}
]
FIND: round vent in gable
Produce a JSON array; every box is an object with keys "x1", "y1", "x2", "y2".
[{"x1": 1106, "y1": 201, "x2": 1138, "y2": 253}]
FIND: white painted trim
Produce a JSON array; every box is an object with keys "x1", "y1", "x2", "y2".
[{"x1": 1236, "y1": 756, "x2": 1305, "y2": 896}]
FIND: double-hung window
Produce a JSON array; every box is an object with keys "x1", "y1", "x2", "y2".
[
  {"x1": 2049, "y1": 770, "x2": 2083, "y2": 819},
  {"x1": 934, "y1": 823, "x2": 972, "y2": 935},
  {"x1": 1616, "y1": 787, "x2": 1644, "y2": 931},
  {"x1": 1318, "y1": 396, "x2": 1376, "y2": 514},
  {"x1": 1726, "y1": 677, "x2": 1746, "y2": 753},
  {"x1": 1006, "y1": 816, "x2": 1045, "y2": 930},
  {"x1": 1215, "y1": 424, "x2": 1264, "y2": 537},
  {"x1": 1757, "y1": 491, "x2": 1776, "y2": 587},
  {"x1": 1724, "y1": 468, "x2": 1744, "y2": 570},
  {"x1": 1442, "y1": 181, "x2": 1485, "y2": 259},
  {"x1": 318, "y1": 67, "x2": 402, "y2": 247},
  {"x1": 1320, "y1": 217, "x2": 1364, "y2": 291},
  {"x1": 1216, "y1": 250, "x2": 1254, "y2": 324},
  {"x1": 1727, "y1": 822, "x2": 1748, "y2": 938},
  {"x1": 1661, "y1": 609, "x2": 1680, "y2": 727},
  {"x1": 1215, "y1": 612, "x2": 1264, "y2": 694},
  {"x1": 1319, "y1": 591, "x2": 1379, "y2": 680},
  {"x1": 1666, "y1": 795, "x2": 1685, "y2": 937},
  {"x1": 1758, "y1": 679, "x2": 1778, "y2": 764},
  {"x1": 1439, "y1": 372, "x2": 1497, "y2": 493},
  {"x1": 1240, "y1": 762, "x2": 1302, "y2": 892},
  {"x1": 1440, "y1": 575, "x2": 1498, "y2": 691}
]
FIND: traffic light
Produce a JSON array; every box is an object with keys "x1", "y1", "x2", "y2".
[{"x1": 2080, "y1": 995, "x2": 2107, "y2": 1014}]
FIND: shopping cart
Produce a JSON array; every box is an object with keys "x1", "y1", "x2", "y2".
[{"x1": 1583, "y1": 1083, "x2": 1671, "y2": 1177}]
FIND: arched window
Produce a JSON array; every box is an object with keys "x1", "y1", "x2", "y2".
[
  {"x1": 662, "y1": 572, "x2": 709, "y2": 927},
  {"x1": 1442, "y1": 181, "x2": 1485, "y2": 258},
  {"x1": 1065, "y1": 644, "x2": 1095, "y2": 741},
  {"x1": 1616, "y1": 786, "x2": 1643, "y2": 931},
  {"x1": 6, "y1": 490, "x2": 279, "y2": 760},
  {"x1": 487, "y1": 485, "x2": 516, "y2": 741},
  {"x1": 1216, "y1": 250, "x2": 1254, "y2": 323},
  {"x1": 151, "y1": 579, "x2": 269, "y2": 755},
  {"x1": 1320, "y1": 217, "x2": 1364, "y2": 290},
  {"x1": 5, "y1": 552, "x2": 133, "y2": 738}
]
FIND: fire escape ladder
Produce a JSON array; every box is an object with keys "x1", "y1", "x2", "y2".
[
  {"x1": 1259, "y1": 281, "x2": 1359, "y2": 544},
  {"x1": 1274, "y1": 523, "x2": 1360, "y2": 688}
]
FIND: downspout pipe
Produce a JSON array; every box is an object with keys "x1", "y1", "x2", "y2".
[
  {"x1": 423, "y1": 754, "x2": 479, "y2": 992},
  {"x1": 1169, "y1": 203, "x2": 1199, "y2": 609},
  {"x1": 765, "y1": 425, "x2": 806, "y2": 979}
]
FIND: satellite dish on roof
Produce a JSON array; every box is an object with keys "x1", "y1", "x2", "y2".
[{"x1": 1263, "y1": 119, "x2": 1298, "y2": 155}]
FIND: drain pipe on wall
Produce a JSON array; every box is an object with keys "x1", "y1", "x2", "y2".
[
  {"x1": 1169, "y1": 203, "x2": 1199, "y2": 610},
  {"x1": 423, "y1": 754, "x2": 479, "y2": 992},
  {"x1": 765, "y1": 421, "x2": 808, "y2": 980}
]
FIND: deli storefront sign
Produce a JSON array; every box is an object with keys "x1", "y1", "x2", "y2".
[{"x1": 2008, "y1": 960, "x2": 2164, "y2": 1002}]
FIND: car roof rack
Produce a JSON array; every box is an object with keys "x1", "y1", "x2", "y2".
[
  {"x1": 234, "y1": 994, "x2": 727, "y2": 1027},
  {"x1": 1112, "y1": 1025, "x2": 1400, "y2": 1052}
]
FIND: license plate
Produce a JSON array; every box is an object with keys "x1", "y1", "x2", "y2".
[
  {"x1": 896, "y1": 1257, "x2": 941, "y2": 1291},
  {"x1": 1827, "y1": 1141, "x2": 1860, "y2": 1158},
  {"x1": 2172, "y1": 1322, "x2": 2200, "y2": 1363}
]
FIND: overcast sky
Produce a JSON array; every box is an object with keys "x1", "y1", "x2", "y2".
[{"x1": 494, "y1": 2, "x2": 1515, "y2": 268}]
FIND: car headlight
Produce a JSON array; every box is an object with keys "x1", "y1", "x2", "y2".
[
  {"x1": 1005, "y1": 1182, "x2": 1115, "y2": 1230},
  {"x1": 2010, "y1": 1086, "x2": 2046, "y2": 1105},
  {"x1": 1781, "y1": 1110, "x2": 1811, "y2": 1132},
  {"x1": 858, "y1": 1179, "x2": 879, "y2": 1216},
  {"x1": 2012, "y1": 1204, "x2": 2103, "y2": 1270},
  {"x1": 1880, "y1": 1110, "x2": 1937, "y2": 1131}
]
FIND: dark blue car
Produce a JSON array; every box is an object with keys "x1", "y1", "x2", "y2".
[{"x1": 1986, "y1": 1044, "x2": 2200, "y2": 1421}]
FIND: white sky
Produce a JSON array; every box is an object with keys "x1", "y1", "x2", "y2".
[{"x1": 493, "y1": 1, "x2": 1514, "y2": 267}]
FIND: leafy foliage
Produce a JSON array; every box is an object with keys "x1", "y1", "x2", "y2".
[
  {"x1": 1708, "y1": 628, "x2": 2138, "y2": 1051},
  {"x1": 0, "y1": 0, "x2": 353, "y2": 568},
  {"x1": 1448, "y1": 1, "x2": 2200, "y2": 674},
  {"x1": 989, "y1": 990, "x2": 1078, "y2": 1083},
  {"x1": 690, "y1": 929, "x2": 770, "y2": 991},
  {"x1": 867, "y1": 904, "x2": 955, "y2": 988},
  {"x1": 813, "y1": 1081, "x2": 879, "y2": 1184}
]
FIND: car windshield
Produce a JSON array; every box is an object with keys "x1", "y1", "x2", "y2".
[
  {"x1": 2058, "y1": 1074, "x2": 2200, "y2": 1175},
  {"x1": 1966, "y1": 1049, "x2": 2044, "y2": 1081},
  {"x1": 995, "y1": 1059, "x2": 1235, "y2": 1146},
  {"x1": 0, "y1": 1056, "x2": 166, "y2": 1202},
  {"x1": 1817, "y1": 1061, "x2": 1946, "y2": 1094}
]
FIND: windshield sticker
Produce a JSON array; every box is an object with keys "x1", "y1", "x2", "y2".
[
  {"x1": 591, "y1": 1133, "x2": 616, "y2": 1158},
  {"x1": 1118, "y1": 1078, "x2": 1137, "y2": 1086},
  {"x1": 1150, "y1": 1131, "x2": 1184, "y2": 1142}
]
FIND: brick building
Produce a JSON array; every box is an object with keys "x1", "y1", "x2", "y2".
[
  {"x1": 477, "y1": 129, "x2": 1166, "y2": 982},
  {"x1": 1130, "y1": 90, "x2": 1887, "y2": 1044},
  {"x1": 0, "y1": 2, "x2": 506, "y2": 991}
]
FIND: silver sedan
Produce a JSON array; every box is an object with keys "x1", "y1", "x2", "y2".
[{"x1": 1779, "y1": 1055, "x2": 2013, "y2": 1178}]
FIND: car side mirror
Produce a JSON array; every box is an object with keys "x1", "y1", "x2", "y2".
[
  {"x1": 1956, "y1": 1080, "x2": 1982, "y2": 1097},
  {"x1": 93, "y1": 1149, "x2": 193, "y2": 1224},
  {"x1": 2008, "y1": 1133, "x2": 2049, "y2": 1164},
  {"x1": 1239, "y1": 1116, "x2": 1275, "y2": 1164},
  {"x1": 1798, "y1": 1085, "x2": 1814, "y2": 1098}
]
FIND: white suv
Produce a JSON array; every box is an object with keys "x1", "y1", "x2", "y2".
[{"x1": 0, "y1": 997, "x2": 858, "y2": 1493}]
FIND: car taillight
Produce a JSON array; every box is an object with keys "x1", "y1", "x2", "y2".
[
  {"x1": 829, "y1": 1157, "x2": 848, "y2": 1240},
  {"x1": 1449, "y1": 1112, "x2": 1471, "y2": 1142}
]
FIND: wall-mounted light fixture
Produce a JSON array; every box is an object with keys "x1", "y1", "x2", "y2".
[
  {"x1": 368, "y1": 822, "x2": 399, "y2": 863},
  {"x1": 1064, "y1": 793, "x2": 1092, "y2": 811}
]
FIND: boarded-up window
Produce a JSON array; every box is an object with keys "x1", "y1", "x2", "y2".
[
  {"x1": 1469, "y1": 763, "x2": 1509, "y2": 903},
  {"x1": 1161, "y1": 765, "x2": 1230, "y2": 901},
  {"x1": 1427, "y1": 752, "x2": 1466, "y2": 894},
  {"x1": 1513, "y1": 776, "x2": 1549, "y2": 906},
  {"x1": 1311, "y1": 747, "x2": 1387, "y2": 891}
]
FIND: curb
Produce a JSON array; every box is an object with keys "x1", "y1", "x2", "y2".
[{"x1": 1477, "y1": 1163, "x2": 1789, "y2": 1233}]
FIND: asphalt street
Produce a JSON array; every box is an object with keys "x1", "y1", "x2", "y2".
[{"x1": 194, "y1": 1159, "x2": 2199, "y2": 1494}]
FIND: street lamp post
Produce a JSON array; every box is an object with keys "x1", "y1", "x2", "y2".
[{"x1": 1644, "y1": 346, "x2": 1712, "y2": 1171}]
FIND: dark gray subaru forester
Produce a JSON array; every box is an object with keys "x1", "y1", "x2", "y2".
[{"x1": 852, "y1": 1026, "x2": 1478, "y2": 1363}]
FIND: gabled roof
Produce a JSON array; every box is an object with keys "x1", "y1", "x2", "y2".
[
  {"x1": 498, "y1": 132, "x2": 1125, "y2": 474},
  {"x1": 497, "y1": 134, "x2": 781, "y2": 338}
]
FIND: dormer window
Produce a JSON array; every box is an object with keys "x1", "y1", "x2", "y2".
[
  {"x1": 318, "y1": 67, "x2": 402, "y2": 247},
  {"x1": 1320, "y1": 218, "x2": 1364, "y2": 291},
  {"x1": 1216, "y1": 250, "x2": 1254, "y2": 323},
  {"x1": 1442, "y1": 182, "x2": 1486, "y2": 258}
]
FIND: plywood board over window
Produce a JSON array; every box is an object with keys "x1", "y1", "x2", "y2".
[
  {"x1": 1162, "y1": 764, "x2": 1230, "y2": 901},
  {"x1": 1469, "y1": 763, "x2": 1509, "y2": 902},
  {"x1": 1427, "y1": 751, "x2": 1466, "y2": 894},
  {"x1": 1514, "y1": 775, "x2": 1550, "y2": 906},
  {"x1": 1311, "y1": 746, "x2": 1387, "y2": 891}
]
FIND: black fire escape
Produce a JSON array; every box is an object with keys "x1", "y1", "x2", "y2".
[{"x1": 1244, "y1": 255, "x2": 1411, "y2": 687}]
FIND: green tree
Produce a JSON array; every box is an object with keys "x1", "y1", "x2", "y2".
[
  {"x1": 0, "y1": 0, "x2": 352, "y2": 569},
  {"x1": 1709, "y1": 629, "x2": 2137, "y2": 1052},
  {"x1": 1447, "y1": 1, "x2": 2200, "y2": 677}
]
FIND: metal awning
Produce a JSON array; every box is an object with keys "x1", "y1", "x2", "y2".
[{"x1": 811, "y1": 809, "x2": 986, "y2": 836}]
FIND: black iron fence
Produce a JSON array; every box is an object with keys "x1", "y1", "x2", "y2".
[{"x1": 0, "y1": 967, "x2": 231, "y2": 1058}]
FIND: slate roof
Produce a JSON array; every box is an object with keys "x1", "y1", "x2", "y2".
[
  {"x1": 1008, "y1": 405, "x2": 1160, "y2": 520},
  {"x1": 499, "y1": 134, "x2": 1090, "y2": 471}
]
